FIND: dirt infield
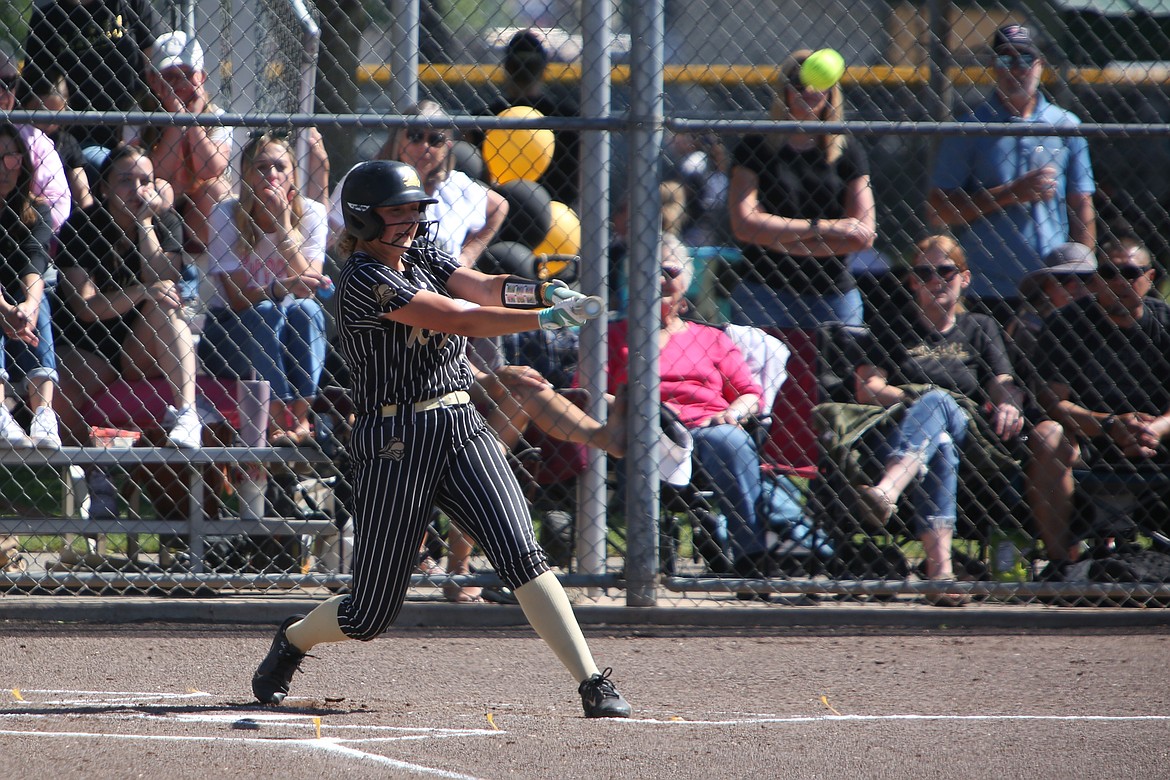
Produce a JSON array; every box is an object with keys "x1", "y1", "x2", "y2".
[{"x1": 0, "y1": 620, "x2": 1167, "y2": 779}]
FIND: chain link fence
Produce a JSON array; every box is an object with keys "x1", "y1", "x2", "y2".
[{"x1": 0, "y1": 0, "x2": 1169, "y2": 607}]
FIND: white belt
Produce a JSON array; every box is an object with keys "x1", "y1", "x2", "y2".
[{"x1": 380, "y1": 391, "x2": 471, "y2": 417}]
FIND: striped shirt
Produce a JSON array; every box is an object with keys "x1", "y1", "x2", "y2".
[{"x1": 335, "y1": 240, "x2": 473, "y2": 413}]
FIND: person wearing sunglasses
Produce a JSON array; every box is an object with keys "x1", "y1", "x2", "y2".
[
  {"x1": 1033, "y1": 236, "x2": 1170, "y2": 579},
  {"x1": 850, "y1": 235, "x2": 1039, "y2": 606},
  {"x1": 0, "y1": 55, "x2": 72, "y2": 233},
  {"x1": 928, "y1": 24, "x2": 1096, "y2": 323},
  {"x1": 329, "y1": 101, "x2": 507, "y2": 270},
  {"x1": 728, "y1": 49, "x2": 876, "y2": 329}
]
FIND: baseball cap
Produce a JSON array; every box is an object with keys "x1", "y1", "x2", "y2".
[
  {"x1": 1018, "y1": 242, "x2": 1097, "y2": 295},
  {"x1": 151, "y1": 31, "x2": 205, "y2": 73},
  {"x1": 993, "y1": 24, "x2": 1041, "y2": 57},
  {"x1": 505, "y1": 29, "x2": 549, "y2": 66}
]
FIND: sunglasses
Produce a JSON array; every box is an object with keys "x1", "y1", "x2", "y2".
[
  {"x1": 405, "y1": 130, "x2": 448, "y2": 147},
  {"x1": 1098, "y1": 264, "x2": 1151, "y2": 281},
  {"x1": 661, "y1": 265, "x2": 684, "y2": 282},
  {"x1": 996, "y1": 53, "x2": 1038, "y2": 70},
  {"x1": 1050, "y1": 272, "x2": 1093, "y2": 285},
  {"x1": 911, "y1": 265, "x2": 961, "y2": 282}
]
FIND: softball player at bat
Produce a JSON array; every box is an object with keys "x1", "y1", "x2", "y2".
[{"x1": 252, "y1": 159, "x2": 630, "y2": 718}]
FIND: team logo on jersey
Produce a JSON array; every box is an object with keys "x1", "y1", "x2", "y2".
[
  {"x1": 374, "y1": 284, "x2": 394, "y2": 309},
  {"x1": 378, "y1": 437, "x2": 406, "y2": 461},
  {"x1": 408, "y1": 326, "x2": 451, "y2": 350}
]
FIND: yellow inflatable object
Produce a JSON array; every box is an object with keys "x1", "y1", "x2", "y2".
[
  {"x1": 533, "y1": 200, "x2": 581, "y2": 257},
  {"x1": 483, "y1": 106, "x2": 555, "y2": 184}
]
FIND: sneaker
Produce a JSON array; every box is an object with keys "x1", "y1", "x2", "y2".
[
  {"x1": 165, "y1": 405, "x2": 202, "y2": 449},
  {"x1": 578, "y1": 668, "x2": 631, "y2": 718},
  {"x1": 29, "y1": 407, "x2": 61, "y2": 449},
  {"x1": 0, "y1": 405, "x2": 31, "y2": 448},
  {"x1": 252, "y1": 614, "x2": 308, "y2": 705},
  {"x1": 85, "y1": 468, "x2": 119, "y2": 520}
]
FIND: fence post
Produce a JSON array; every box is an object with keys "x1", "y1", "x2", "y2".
[
  {"x1": 576, "y1": 1, "x2": 616, "y2": 591},
  {"x1": 625, "y1": 0, "x2": 666, "y2": 607}
]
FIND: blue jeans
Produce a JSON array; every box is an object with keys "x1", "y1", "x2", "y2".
[
  {"x1": 690, "y1": 423, "x2": 769, "y2": 561},
  {"x1": 876, "y1": 390, "x2": 969, "y2": 534},
  {"x1": 0, "y1": 294, "x2": 58, "y2": 384},
  {"x1": 200, "y1": 298, "x2": 326, "y2": 401},
  {"x1": 731, "y1": 282, "x2": 863, "y2": 329}
]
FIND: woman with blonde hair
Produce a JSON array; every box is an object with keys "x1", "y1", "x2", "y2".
[
  {"x1": 200, "y1": 131, "x2": 330, "y2": 445},
  {"x1": 727, "y1": 49, "x2": 876, "y2": 328}
]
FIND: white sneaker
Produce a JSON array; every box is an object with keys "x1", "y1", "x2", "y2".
[
  {"x1": 0, "y1": 405, "x2": 31, "y2": 448},
  {"x1": 29, "y1": 407, "x2": 62, "y2": 449},
  {"x1": 166, "y1": 405, "x2": 202, "y2": 449}
]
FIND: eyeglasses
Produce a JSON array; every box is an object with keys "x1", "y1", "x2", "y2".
[
  {"x1": 995, "y1": 53, "x2": 1038, "y2": 70},
  {"x1": 661, "y1": 265, "x2": 683, "y2": 282},
  {"x1": 405, "y1": 130, "x2": 448, "y2": 147},
  {"x1": 0, "y1": 152, "x2": 22, "y2": 170},
  {"x1": 911, "y1": 265, "x2": 961, "y2": 282},
  {"x1": 1098, "y1": 264, "x2": 1151, "y2": 282}
]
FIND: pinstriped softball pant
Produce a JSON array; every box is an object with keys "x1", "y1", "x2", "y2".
[{"x1": 337, "y1": 402, "x2": 550, "y2": 641}]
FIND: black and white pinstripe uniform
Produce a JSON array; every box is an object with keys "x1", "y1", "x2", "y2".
[{"x1": 333, "y1": 240, "x2": 549, "y2": 640}]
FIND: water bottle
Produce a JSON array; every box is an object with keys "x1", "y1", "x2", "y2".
[
  {"x1": 316, "y1": 275, "x2": 335, "y2": 301},
  {"x1": 990, "y1": 530, "x2": 1031, "y2": 583}
]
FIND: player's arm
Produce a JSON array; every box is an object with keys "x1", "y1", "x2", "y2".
[
  {"x1": 379, "y1": 287, "x2": 596, "y2": 336},
  {"x1": 1068, "y1": 192, "x2": 1096, "y2": 248}
]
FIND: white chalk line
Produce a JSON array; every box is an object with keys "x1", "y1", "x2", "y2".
[
  {"x1": 624, "y1": 714, "x2": 1170, "y2": 726},
  {"x1": 0, "y1": 731, "x2": 488, "y2": 780}
]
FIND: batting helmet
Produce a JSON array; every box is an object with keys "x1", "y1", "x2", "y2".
[{"x1": 341, "y1": 160, "x2": 438, "y2": 241}]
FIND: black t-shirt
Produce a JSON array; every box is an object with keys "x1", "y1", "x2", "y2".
[
  {"x1": 865, "y1": 311, "x2": 1013, "y2": 406},
  {"x1": 24, "y1": 0, "x2": 160, "y2": 150},
  {"x1": 1035, "y1": 296, "x2": 1170, "y2": 418},
  {"x1": 55, "y1": 204, "x2": 183, "y2": 354},
  {"x1": 0, "y1": 202, "x2": 51, "y2": 298},
  {"x1": 477, "y1": 88, "x2": 581, "y2": 208},
  {"x1": 50, "y1": 130, "x2": 86, "y2": 171},
  {"x1": 731, "y1": 135, "x2": 870, "y2": 296}
]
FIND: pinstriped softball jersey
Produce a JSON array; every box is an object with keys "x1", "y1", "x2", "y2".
[{"x1": 332, "y1": 239, "x2": 550, "y2": 641}]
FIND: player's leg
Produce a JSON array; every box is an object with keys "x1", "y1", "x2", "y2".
[
  {"x1": 436, "y1": 406, "x2": 631, "y2": 717},
  {"x1": 253, "y1": 413, "x2": 445, "y2": 703}
]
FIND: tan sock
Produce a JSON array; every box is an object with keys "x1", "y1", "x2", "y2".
[
  {"x1": 285, "y1": 594, "x2": 349, "y2": 652},
  {"x1": 514, "y1": 571, "x2": 600, "y2": 684}
]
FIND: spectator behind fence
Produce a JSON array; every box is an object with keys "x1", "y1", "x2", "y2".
[
  {"x1": 22, "y1": 0, "x2": 162, "y2": 169},
  {"x1": 667, "y1": 131, "x2": 731, "y2": 248},
  {"x1": 330, "y1": 101, "x2": 507, "y2": 268},
  {"x1": 0, "y1": 55, "x2": 72, "y2": 233},
  {"x1": 1034, "y1": 237, "x2": 1170, "y2": 579},
  {"x1": 54, "y1": 144, "x2": 201, "y2": 450},
  {"x1": 604, "y1": 235, "x2": 798, "y2": 580},
  {"x1": 0, "y1": 123, "x2": 63, "y2": 450},
  {"x1": 727, "y1": 49, "x2": 876, "y2": 329},
  {"x1": 466, "y1": 29, "x2": 580, "y2": 207},
  {"x1": 928, "y1": 24, "x2": 1096, "y2": 321},
  {"x1": 850, "y1": 236, "x2": 1038, "y2": 606},
  {"x1": 20, "y1": 72, "x2": 95, "y2": 212},
  {"x1": 138, "y1": 31, "x2": 232, "y2": 254},
  {"x1": 201, "y1": 131, "x2": 328, "y2": 447}
]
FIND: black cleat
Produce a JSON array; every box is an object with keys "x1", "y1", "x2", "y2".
[
  {"x1": 252, "y1": 614, "x2": 307, "y2": 705},
  {"x1": 578, "y1": 668, "x2": 632, "y2": 718}
]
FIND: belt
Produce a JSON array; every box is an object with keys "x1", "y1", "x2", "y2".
[{"x1": 380, "y1": 391, "x2": 471, "y2": 417}]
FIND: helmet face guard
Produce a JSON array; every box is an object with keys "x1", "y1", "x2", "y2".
[{"x1": 341, "y1": 160, "x2": 438, "y2": 242}]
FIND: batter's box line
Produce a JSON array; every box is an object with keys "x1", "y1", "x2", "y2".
[{"x1": 620, "y1": 713, "x2": 1170, "y2": 726}]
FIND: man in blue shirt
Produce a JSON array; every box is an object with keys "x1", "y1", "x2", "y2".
[{"x1": 929, "y1": 24, "x2": 1096, "y2": 316}]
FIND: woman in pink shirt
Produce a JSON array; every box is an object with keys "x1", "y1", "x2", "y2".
[{"x1": 607, "y1": 235, "x2": 781, "y2": 579}]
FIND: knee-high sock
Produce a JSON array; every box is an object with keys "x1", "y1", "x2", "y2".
[
  {"x1": 514, "y1": 570, "x2": 599, "y2": 684},
  {"x1": 286, "y1": 594, "x2": 349, "y2": 651}
]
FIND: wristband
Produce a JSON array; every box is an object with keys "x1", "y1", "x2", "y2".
[{"x1": 501, "y1": 276, "x2": 542, "y2": 308}]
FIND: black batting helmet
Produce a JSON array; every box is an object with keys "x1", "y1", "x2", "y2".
[{"x1": 341, "y1": 160, "x2": 438, "y2": 241}]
